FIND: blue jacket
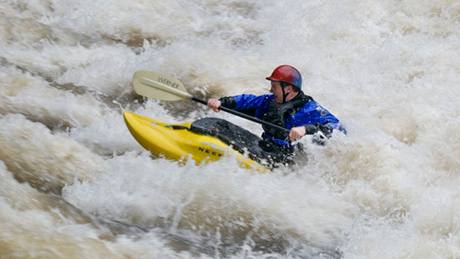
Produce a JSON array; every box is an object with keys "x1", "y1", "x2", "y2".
[{"x1": 220, "y1": 92, "x2": 345, "y2": 147}]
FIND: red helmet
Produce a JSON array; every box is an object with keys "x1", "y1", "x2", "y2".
[{"x1": 266, "y1": 65, "x2": 302, "y2": 89}]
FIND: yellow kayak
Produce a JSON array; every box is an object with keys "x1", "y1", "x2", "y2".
[{"x1": 123, "y1": 112, "x2": 268, "y2": 172}]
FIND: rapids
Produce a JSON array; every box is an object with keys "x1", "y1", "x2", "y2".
[{"x1": 1, "y1": 0, "x2": 459, "y2": 258}]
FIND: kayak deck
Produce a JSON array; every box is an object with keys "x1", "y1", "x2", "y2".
[{"x1": 190, "y1": 117, "x2": 291, "y2": 164}]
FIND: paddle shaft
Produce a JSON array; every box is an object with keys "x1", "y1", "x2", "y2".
[{"x1": 191, "y1": 97, "x2": 290, "y2": 134}]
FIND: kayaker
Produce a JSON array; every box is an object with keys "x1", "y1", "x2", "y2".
[{"x1": 207, "y1": 65, "x2": 345, "y2": 154}]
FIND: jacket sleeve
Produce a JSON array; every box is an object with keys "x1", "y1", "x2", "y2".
[
  {"x1": 294, "y1": 101, "x2": 345, "y2": 136},
  {"x1": 219, "y1": 94, "x2": 271, "y2": 116}
]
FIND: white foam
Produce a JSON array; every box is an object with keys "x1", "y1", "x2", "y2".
[{"x1": 1, "y1": 0, "x2": 460, "y2": 257}]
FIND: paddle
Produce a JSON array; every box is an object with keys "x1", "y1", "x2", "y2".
[{"x1": 132, "y1": 70, "x2": 290, "y2": 134}]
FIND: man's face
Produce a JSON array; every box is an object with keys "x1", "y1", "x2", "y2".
[{"x1": 270, "y1": 81, "x2": 284, "y2": 104}]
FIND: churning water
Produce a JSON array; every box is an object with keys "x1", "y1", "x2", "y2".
[{"x1": 1, "y1": 0, "x2": 460, "y2": 258}]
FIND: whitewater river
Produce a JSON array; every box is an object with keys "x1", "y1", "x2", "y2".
[{"x1": 1, "y1": 0, "x2": 459, "y2": 258}]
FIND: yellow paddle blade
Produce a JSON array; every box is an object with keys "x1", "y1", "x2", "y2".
[{"x1": 132, "y1": 70, "x2": 192, "y2": 101}]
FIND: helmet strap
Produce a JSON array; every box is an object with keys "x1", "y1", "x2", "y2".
[{"x1": 280, "y1": 82, "x2": 289, "y2": 103}]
